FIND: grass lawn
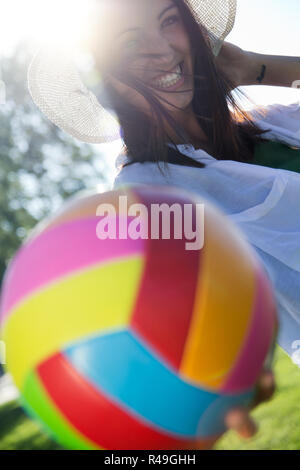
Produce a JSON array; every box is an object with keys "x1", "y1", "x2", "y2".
[{"x1": 0, "y1": 346, "x2": 300, "y2": 450}]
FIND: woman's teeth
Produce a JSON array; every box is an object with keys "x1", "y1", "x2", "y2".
[{"x1": 154, "y1": 64, "x2": 183, "y2": 89}]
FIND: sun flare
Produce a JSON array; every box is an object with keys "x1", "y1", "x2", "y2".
[{"x1": 0, "y1": 0, "x2": 96, "y2": 54}]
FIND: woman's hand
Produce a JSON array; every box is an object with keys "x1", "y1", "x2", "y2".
[{"x1": 224, "y1": 368, "x2": 276, "y2": 440}]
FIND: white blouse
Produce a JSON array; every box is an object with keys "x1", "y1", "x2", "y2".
[{"x1": 113, "y1": 101, "x2": 300, "y2": 361}]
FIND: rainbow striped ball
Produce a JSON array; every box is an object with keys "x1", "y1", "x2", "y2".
[{"x1": 0, "y1": 185, "x2": 277, "y2": 450}]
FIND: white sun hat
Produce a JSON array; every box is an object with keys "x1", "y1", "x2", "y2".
[{"x1": 28, "y1": 0, "x2": 237, "y2": 144}]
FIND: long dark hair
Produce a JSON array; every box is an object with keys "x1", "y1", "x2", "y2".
[{"x1": 102, "y1": 0, "x2": 267, "y2": 172}]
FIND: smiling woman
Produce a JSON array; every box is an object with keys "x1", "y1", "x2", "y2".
[{"x1": 22, "y1": 0, "x2": 300, "y2": 445}]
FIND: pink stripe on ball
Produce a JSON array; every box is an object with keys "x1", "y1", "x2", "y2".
[{"x1": 0, "y1": 216, "x2": 145, "y2": 322}]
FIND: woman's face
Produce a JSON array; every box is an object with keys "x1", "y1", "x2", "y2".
[{"x1": 92, "y1": 0, "x2": 194, "y2": 116}]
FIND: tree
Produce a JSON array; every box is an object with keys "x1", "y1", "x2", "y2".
[{"x1": 0, "y1": 46, "x2": 111, "y2": 285}]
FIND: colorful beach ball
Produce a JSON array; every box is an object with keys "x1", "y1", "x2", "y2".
[{"x1": 0, "y1": 184, "x2": 278, "y2": 450}]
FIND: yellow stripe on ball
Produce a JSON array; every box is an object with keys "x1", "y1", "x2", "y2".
[{"x1": 3, "y1": 256, "x2": 144, "y2": 389}]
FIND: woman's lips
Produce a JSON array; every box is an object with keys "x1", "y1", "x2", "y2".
[{"x1": 150, "y1": 62, "x2": 185, "y2": 91}]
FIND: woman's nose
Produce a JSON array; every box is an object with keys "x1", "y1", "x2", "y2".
[{"x1": 141, "y1": 32, "x2": 175, "y2": 64}]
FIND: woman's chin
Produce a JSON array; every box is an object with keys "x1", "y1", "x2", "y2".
[{"x1": 162, "y1": 96, "x2": 194, "y2": 113}]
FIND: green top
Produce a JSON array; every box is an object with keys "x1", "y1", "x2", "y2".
[{"x1": 253, "y1": 141, "x2": 300, "y2": 174}]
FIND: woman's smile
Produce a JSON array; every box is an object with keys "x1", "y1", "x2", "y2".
[{"x1": 150, "y1": 61, "x2": 185, "y2": 90}]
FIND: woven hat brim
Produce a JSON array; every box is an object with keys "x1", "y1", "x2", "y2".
[
  {"x1": 28, "y1": 0, "x2": 237, "y2": 144},
  {"x1": 28, "y1": 49, "x2": 121, "y2": 144},
  {"x1": 190, "y1": 0, "x2": 237, "y2": 55}
]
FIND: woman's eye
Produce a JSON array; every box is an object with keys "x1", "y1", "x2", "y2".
[{"x1": 161, "y1": 15, "x2": 180, "y2": 28}]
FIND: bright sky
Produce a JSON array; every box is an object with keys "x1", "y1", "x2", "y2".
[
  {"x1": 0, "y1": 0, "x2": 299, "y2": 183},
  {"x1": 1, "y1": 0, "x2": 299, "y2": 102},
  {"x1": 0, "y1": 0, "x2": 93, "y2": 55}
]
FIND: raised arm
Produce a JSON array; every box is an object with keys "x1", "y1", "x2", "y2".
[{"x1": 216, "y1": 41, "x2": 300, "y2": 89}]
